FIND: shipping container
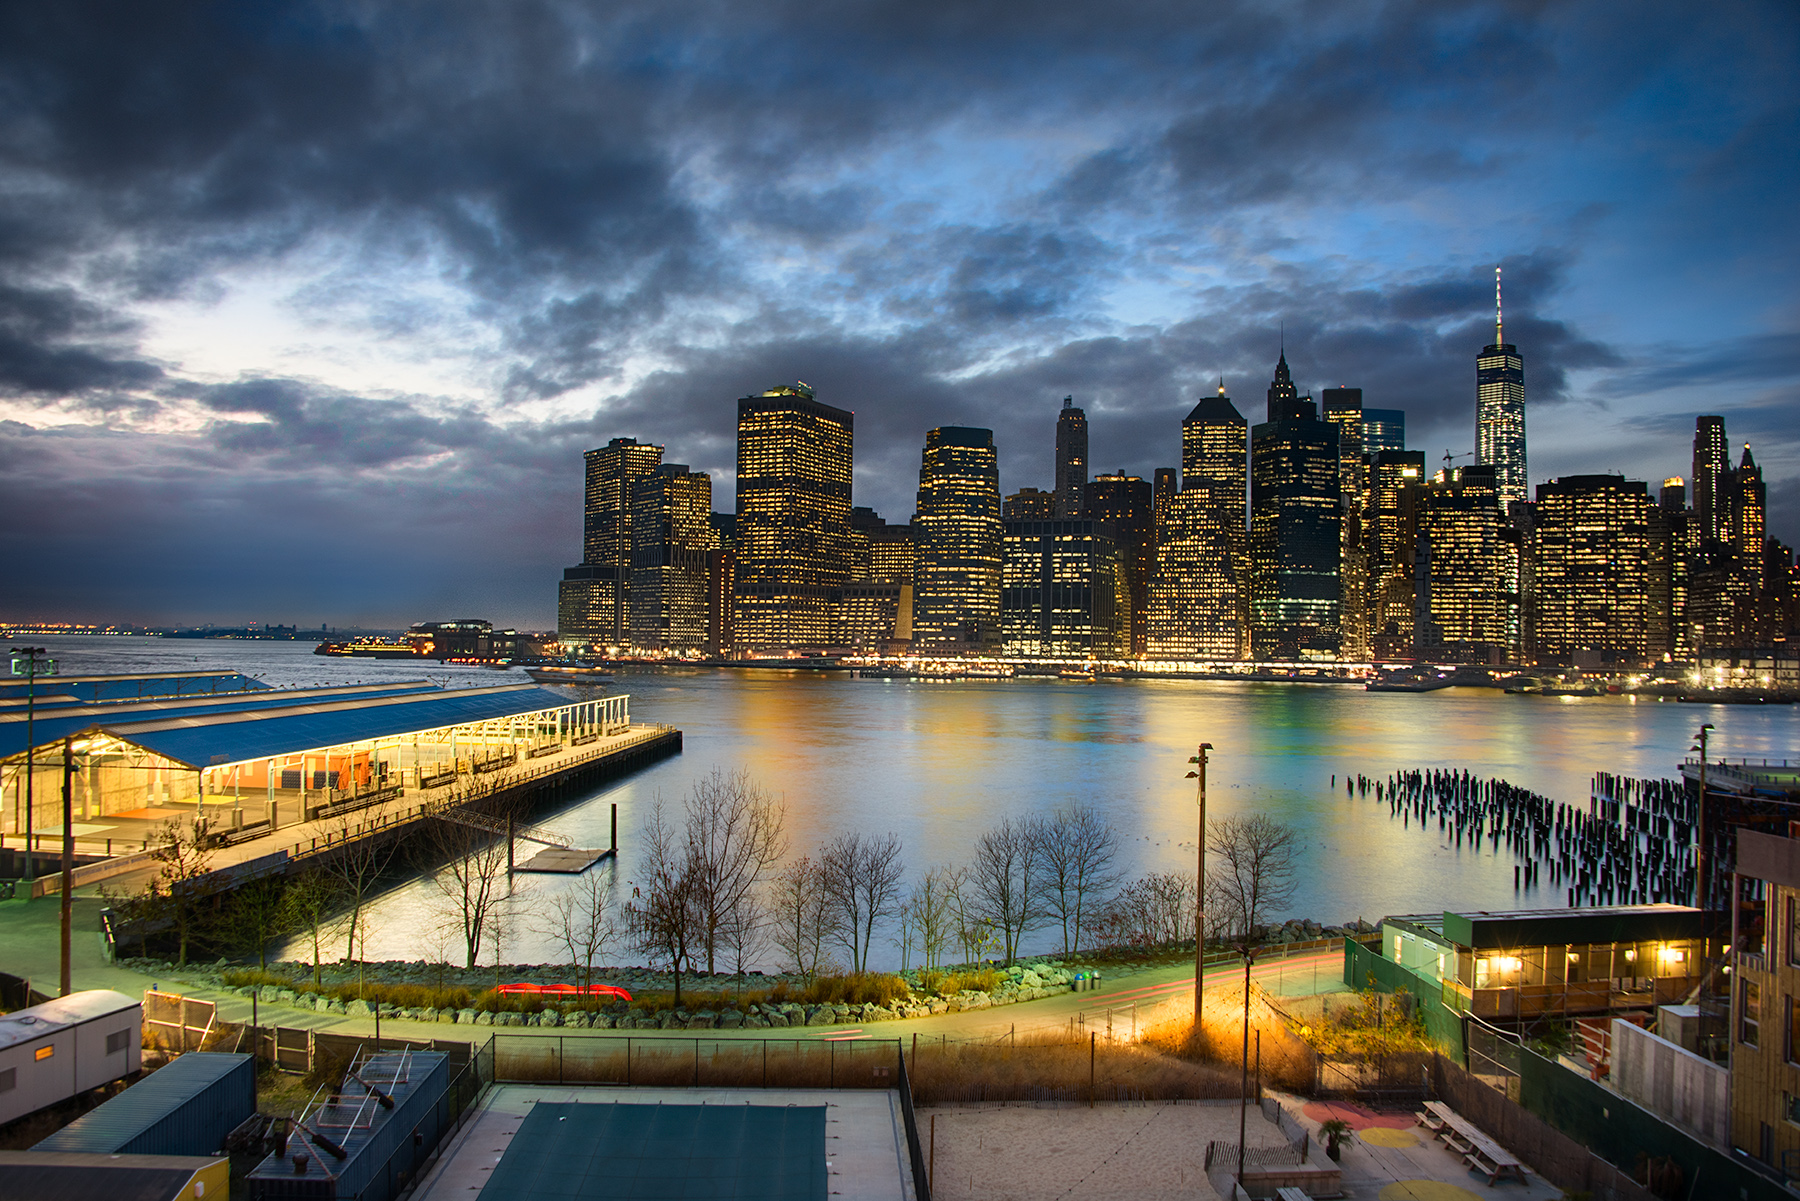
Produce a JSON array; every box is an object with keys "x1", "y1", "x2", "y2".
[
  {"x1": 0, "y1": 989, "x2": 140, "y2": 1128},
  {"x1": 0, "y1": 1149, "x2": 229, "y2": 1201},
  {"x1": 34, "y1": 1050, "x2": 254, "y2": 1157},
  {"x1": 250, "y1": 1049, "x2": 448, "y2": 1201}
]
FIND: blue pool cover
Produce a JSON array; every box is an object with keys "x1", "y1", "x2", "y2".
[{"x1": 478, "y1": 1101, "x2": 827, "y2": 1201}]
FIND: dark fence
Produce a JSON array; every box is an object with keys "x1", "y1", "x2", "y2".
[
  {"x1": 483, "y1": 1033, "x2": 902, "y2": 1090},
  {"x1": 897, "y1": 1046, "x2": 930, "y2": 1201}
]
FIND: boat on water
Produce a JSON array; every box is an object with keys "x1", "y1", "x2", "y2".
[
  {"x1": 1058, "y1": 669, "x2": 1098, "y2": 682},
  {"x1": 314, "y1": 639, "x2": 418, "y2": 659},
  {"x1": 525, "y1": 664, "x2": 613, "y2": 684}
]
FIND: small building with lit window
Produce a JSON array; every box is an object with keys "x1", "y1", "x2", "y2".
[{"x1": 1376, "y1": 905, "x2": 1707, "y2": 1023}]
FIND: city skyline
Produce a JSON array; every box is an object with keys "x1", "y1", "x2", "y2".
[{"x1": 0, "y1": 2, "x2": 1794, "y2": 627}]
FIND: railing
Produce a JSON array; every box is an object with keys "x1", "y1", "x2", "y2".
[{"x1": 897, "y1": 1045, "x2": 930, "y2": 1201}]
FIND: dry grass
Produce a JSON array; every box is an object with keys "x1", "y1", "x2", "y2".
[
  {"x1": 908, "y1": 1030, "x2": 1242, "y2": 1104},
  {"x1": 1137, "y1": 983, "x2": 1318, "y2": 1094},
  {"x1": 918, "y1": 967, "x2": 1002, "y2": 996},
  {"x1": 769, "y1": 972, "x2": 913, "y2": 1007}
]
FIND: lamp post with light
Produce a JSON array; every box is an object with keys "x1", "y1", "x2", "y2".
[
  {"x1": 1186, "y1": 743, "x2": 1213, "y2": 1028},
  {"x1": 1691, "y1": 722, "x2": 1715, "y2": 909}
]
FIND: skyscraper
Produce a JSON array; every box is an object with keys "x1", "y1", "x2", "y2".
[
  {"x1": 1151, "y1": 468, "x2": 1178, "y2": 532},
  {"x1": 1528, "y1": 474, "x2": 1651, "y2": 667},
  {"x1": 1001, "y1": 517, "x2": 1125, "y2": 659},
  {"x1": 1084, "y1": 472, "x2": 1153, "y2": 657},
  {"x1": 1004, "y1": 488, "x2": 1057, "y2": 520},
  {"x1": 1475, "y1": 268, "x2": 1528, "y2": 507},
  {"x1": 1148, "y1": 485, "x2": 1247, "y2": 662},
  {"x1": 1366, "y1": 451, "x2": 1426, "y2": 658},
  {"x1": 912, "y1": 426, "x2": 1003, "y2": 650},
  {"x1": 1054, "y1": 398, "x2": 1088, "y2": 518},
  {"x1": 1249, "y1": 361, "x2": 1341, "y2": 660},
  {"x1": 1692, "y1": 416, "x2": 1729, "y2": 547},
  {"x1": 1322, "y1": 387, "x2": 1370, "y2": 660},
  {"x1": 629, "y1": 464, "x2": 718, "y2": 655},
  {"x1": 734, "y1": 383, "x2": 855, "y2": 653},
  {"x1": 1412, "y1": 465, "x2": 1520, "y2": 663},
  {"x1": 1362, "y1": 409, "x2": 1406, "y2": 453},
  {"x1": 558, "y1": 436, "x2": 664, "y2": 648}
]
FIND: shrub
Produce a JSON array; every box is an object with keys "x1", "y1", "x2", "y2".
[{"x1": 923, "y1": 967, "x2": 1001, "y2": 996}]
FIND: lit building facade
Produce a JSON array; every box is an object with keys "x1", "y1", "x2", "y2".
[
  {"x1": 912, "y1": 426, "x2": 1003, "y2": 651},
  {"x1": 559, "y1": 436, "x2": 664, "y2": 648},
  {"x1": 1000, "y1": 518, "x2": 1125, "y2": 659},
  {"x1": 1249, "y1": 362, "x2": 1341, "y2": 660},
  {"x1": 1054, "y1": 398, "x2": 1088, "y2": 518},
  {"x1": 1475, "y1": 271, "x2": 1528, "y2": 507},
  {"x1": 1529, "y1": 474, "x2": 1652, "y2": 667},
  {"x1": 1367, "y1": 451, "x2": 1425, "y2": 659},
  {"x1": 1147, "y1": 485, "x2": 1247, "y2": 661},
  {"x1": 629, "y1": 465, "x2": 718, "y2": 655},
  {"x1": 1362, "y1": 408, "x2": 1406, "y2": 454},
  {"x1": 1693, "y1": 415, "x2": 1730, "y2": 547},
  {"x1": 1412, "y1": 465, "x2": 1521, "y2": 663},
  {"x1": 1084, "y1": 472, "x2": 1153, "y2": 658},
  {"x1": 1323, "y1": 387, "x2": 1370, "y2": 660},
  {"x1": 1004, "y1": 488, "x2": 1057, "y2": 520},
  {"x1": 734, "y1": 384, "x2": 855, "y2": 653}
]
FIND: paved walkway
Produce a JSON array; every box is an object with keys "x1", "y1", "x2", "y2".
[{"x1": 1273, "y1": 1092, "x2": 1563, "y2": 1200}]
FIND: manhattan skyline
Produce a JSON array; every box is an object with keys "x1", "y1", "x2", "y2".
[{"x1": 0, "y1": 2, "x2": 1794, "y2": 627}]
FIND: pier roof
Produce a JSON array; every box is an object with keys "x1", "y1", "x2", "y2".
[
  {"x1": 0, "y1": 680, "x2": 442, "y2": 762},
  {"x1": 0, "y1": 679, "x2": 590, "y2": 770},
  {"x1": 1442, "y1": 904, "x2": 1703, "y2": 949},
  {"x1": 0, "y1": 669, "x2": 268, "y2": 703}
]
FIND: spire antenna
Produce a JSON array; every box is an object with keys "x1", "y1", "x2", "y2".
[{"x1": 1495, "y1": 266, "x2": 1503, "y2": 346}]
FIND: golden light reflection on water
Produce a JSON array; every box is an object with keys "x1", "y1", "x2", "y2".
[{"x1": 330, "y1": 672, "x2": 1794, "y2": 968}]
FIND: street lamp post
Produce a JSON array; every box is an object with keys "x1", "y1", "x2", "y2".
[
  {"x1": 1186, "y1": 743, "x2": 1213, "y2": 1030},
  {"x1": 1235, "y1": 943, "x2": 1259, "y2": 1192},
  {"x1": 1692, "y1": 722, "x2": 1715, "y2": 909}
]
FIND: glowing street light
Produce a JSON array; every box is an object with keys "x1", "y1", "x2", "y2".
[{"x1": 1185, "y1": 743, "x2": 1213, "y2": 1027}]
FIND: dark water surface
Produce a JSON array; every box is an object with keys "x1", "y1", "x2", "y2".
[{"x1": 29, "y1": 637, "x2": 1797, "y2": 967}]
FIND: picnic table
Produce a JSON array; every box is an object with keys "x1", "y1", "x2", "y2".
[{"x1": 1418, "y1": 1101, "x2": 1529, "y2": 1186}]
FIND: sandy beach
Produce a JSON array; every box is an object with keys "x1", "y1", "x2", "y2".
[{"x1": 923, "y1": 1100, "x2": 1288, "y2": 1201}]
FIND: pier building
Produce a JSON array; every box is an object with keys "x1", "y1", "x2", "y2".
[{"x1": 0, "y1": 672, "x2": 651, "y2": 891}]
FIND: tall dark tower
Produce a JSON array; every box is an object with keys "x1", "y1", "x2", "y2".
[
  {"x1": 1692, "y1": 415, "x2": 1729, "y2": 546},
  {"x1": 1475, "y1": 267, "x2": 1527, "y2": 507},
  {"x1": 1266, "y1": 350, "x2": 1301, "y2": 421},
  {"x1": 1249, "y1": 356, "x2": 1341, "y2": 659},
  {"x1": 1054, "y1": 397, "x2": 1088, "y2": 517}
]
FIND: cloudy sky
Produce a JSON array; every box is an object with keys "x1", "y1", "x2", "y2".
[{"x1": 1, "y1": 0, "x2": 1795, "y2": 628}]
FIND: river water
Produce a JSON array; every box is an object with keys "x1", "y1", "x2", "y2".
[{"x1": 24, "y1": 636, "x2": 1798, "y2": 967}]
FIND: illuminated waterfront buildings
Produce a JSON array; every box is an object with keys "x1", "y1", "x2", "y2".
[
  {"x1": 558, "y1": 436, "x2": 665, "y2": 648},
  {"x1": 912, "y1": 426, "x2": 1003, "y2": 650},
  {"x1": 1475, "y1": 268, "x2": 1528, "y2": 507},
  {"x1": 1528, "y1": 474, "x2": 1651, "y2": 667},
  {"x1": 1366, "y1": 451, "x2": 1425, "y2": 659},
  {"x1": 1322, "y1": 386, "x2": 1371, "y2": 661},
  {"x1": 1147, "y1": 384, "x2": 1248, "y2": 660},
  {"x1": 1412, "y1": 465, "x2": 1521, "y2": 663},
  {"x1": 1084, "y1": 472, "x2": 1153, "y2": 657},
  {"x1": 1249, "y1": 359, "x2": 1341, "y2": 659},
  {"x1": 1000, "y1": 518, "x2": 1125, "y2": 658},
  {"x1": 628, "y1": 464, "x2": 718, "y2": 655},
  {"x1": 1692, "y1": 415, "x2": 1730, "y2": 546},
  {"x1": 734, "y1": 383, "x2": 856, "y2": 653}
]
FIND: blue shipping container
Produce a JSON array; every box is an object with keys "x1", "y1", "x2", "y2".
[{"x1": 33, "y1": 1051, "x2": 255, "y2": 1157}]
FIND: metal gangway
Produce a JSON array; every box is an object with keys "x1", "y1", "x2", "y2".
[{"x1": 432, "y1": 806, "x2": 572, "y2": 849}]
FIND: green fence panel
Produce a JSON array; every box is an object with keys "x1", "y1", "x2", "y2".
[
  {"x1": 1341, "y1": 938, "x2": 1467, "y2": 1064},
  {"x1": 1518, "y1": 1043, "x2": 1789, "y2": 1201}
]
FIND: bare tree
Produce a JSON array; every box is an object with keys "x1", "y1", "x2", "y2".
[
  {"x1": 1035, "y1": 805, "x2": 1122, "y2": 954},
  {"x1": 322, "y1": 812, "x2": 395, "y2": 963},
  {"x1": 1208, "y1": 814, "x2": 1300, "y2": 941},
  {"x1": 146, "y1": 817, "x2": 216, "y2": 966},
  {"x1": 1093, "y1": 871, "x2": 1195, "y2": 950},
  {"x1": 281, "y1": 865, "x2": 345, "y2": 986},
  {"x1": 720, "y1": 886, "x2": 767, "y2": 992},
  {"x1": 768, "y1": 854, "x2": 840, "y2": 981},
  {"x1": 541, "y1": 867, "x2": 618, "y2": 993},
  {"x1": 943, "y1": 865, "x2": 993, "y2": 966},
  {"x1": 624, "y1": 796, "x2": 702, "y2": 1004},
  {"x1": 909, "y1": 866, "x2": 959, "y2": 973},
  {"x1": 821, "y1": 831, "x2": 905, "y2": 974},
  {"x1": 683, "y1": 768, "x2": 787, "y2": 973},
  {"x1": 968, "y1": 816, "x2": 1043, "y2": 965},
  {"x1": 426, "y1": 815, "x2": 511, "y2": 968}
]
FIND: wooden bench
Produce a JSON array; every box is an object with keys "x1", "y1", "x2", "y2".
[
  {"x1": 1416, "y1": 1110, "x2": 1448, "y2": 1134},
  {"x1": 1423, "y1": 1101, "x2": 1529, "y2": 1187},
  {"x1": 1277, "y1": 1189, "x2": 1312, "y2": 1201}
]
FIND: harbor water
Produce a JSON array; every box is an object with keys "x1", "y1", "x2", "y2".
[{"x1": 22, "y1": 637, "x2": 1798, "y2": 968}]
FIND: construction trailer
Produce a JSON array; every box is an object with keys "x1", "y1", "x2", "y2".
[
  {"x1": 0, "y1": 989, "x2": 141, "y2": 1128},
  {"x1": 34, "y1": 1050, "x2": 254, "y2": 1158}
]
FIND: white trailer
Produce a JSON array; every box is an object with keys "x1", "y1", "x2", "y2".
[{"x1": 0, "y1": 989, "x2": 141, "y2": 1128}]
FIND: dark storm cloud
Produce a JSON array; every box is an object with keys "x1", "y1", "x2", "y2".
[{"x1": 0, "y1": 0, "x2": 1793, "y2": 624}]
